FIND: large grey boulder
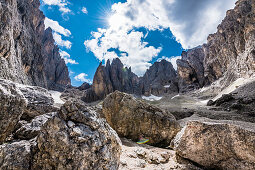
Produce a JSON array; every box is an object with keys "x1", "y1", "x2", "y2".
[
  {"x1": 0, "y1": 140, "x2": 35, "y2": 170},
  {"x1": 102, "y1": 91, "x2": 181, "y2": 147},
  {"x1": 173, "y1": 117, "x2": 255, "y2": 169},
  {"x1": 18, "y1": 84, "x2": 57, "y2": 120},
  {"x1": 32, "y1": 101, "x2": 121, "y2": 170},
  {"x1": 14, "y1": 113, "x2": 56, "y2": 140},
  {"x1": 0, "y1": 79, "x2": 26, "y2": 144}
]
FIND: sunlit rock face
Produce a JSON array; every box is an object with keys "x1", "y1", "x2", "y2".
[
  {"x1": 173, "y1": 118, "x2": 255, "y2": 169},
  {"x1": 0, "y1": 0, "x2": 70, "y2": 91},
  {"x1": 204, "y1": 0, "x2": 255, "y2": 84},
  {"x1": 33, "y1": 101, "x2": 121, "y2": 170},
  {"x1": 84, "y1": 59, "x2": 178, "y2": 102},
  {"x1": 177, "y1": 0, "x2": 255, "y2": 92},
  {"x1": 83, "y1": 58, "x2": 140, "y2": 102},
  {"x1": 102, "y1": 91, "x2": 181, "y2": 147}
]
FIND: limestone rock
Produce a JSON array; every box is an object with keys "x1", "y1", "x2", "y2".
[
  {"x1": 14, "y1": 113, "x2": 56, "y2": 140},
  {"x1": 32, "y1": 101, "x2": 121, "y2": 170},
  {"x1": 84, "y1": 58, "x2": 140, "y2": 102},
  {"x1": 18, "y1": 84, "x2": 58, "y2": 120},
  {"x1": 173, "y1": 118, "x2": 255, "y2": 169},
  {"x1": 209, "y1": 80, "x2": 255, "y2": 115},
  {"x1": 0, "y1": 79, "x2": 26, "y2": 144},
  {"x1": 177, "y1": 46, "x2": 205, "y2": 93},
  {"x1": 102, "y1": 91, "x2": 180, "y2": 147},
  {"x1": 140, "y1": 59, "x2": 178, "y2": 96},
  {"x1": 203, "y1": 0, "x2": 255, "y2": 85},
  {"x1": 0, "y1": 0, "x2": 70, "y2": 90},
  {"x1": 0, "y1": 140, "x2": 35, "y2": 170}
]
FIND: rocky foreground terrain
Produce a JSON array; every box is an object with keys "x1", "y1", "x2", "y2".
[{"x1": 1, "y1": 0, "x2": 255, "y2": 169}]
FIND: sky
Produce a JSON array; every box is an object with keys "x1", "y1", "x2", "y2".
[{"x1": 40, "y1": 0, "x2": 237, "y2": 87}]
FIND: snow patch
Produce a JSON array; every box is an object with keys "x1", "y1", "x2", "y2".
[
  {"x1": 213, "y1": 78, "x2": 255, "y2": 101},
  {"x1": 200, "y1": 100, "x2": 209, "y2": 105},
  {"x1": 49, "y1": 90, "x2": 65, "y2": 105},
  {"x1": 164, "y1": 85, "x2": 170, "y2": 88},
  {"x1": 171, "y1": 94, "x2": 180, "y2": 100},
  {"x1": 142, "y1": 95, "x2": 162, "y2": 101}
]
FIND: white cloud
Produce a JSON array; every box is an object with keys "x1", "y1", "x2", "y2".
[
  {"x1": 59, "y1": 50, "x2": 78, "y2": 64},
  {"x1": 157, "y1": 56, "x2": 181, "y2": 70},
  {"x1": 85, "y1": 0, "x2": 236, "y2": 75},
  {"x1": 44, "y1": 18, "x2": 71, "y2": 37},
  {"x1": 74, "y1": 73, "x2": 92, "y2": 84},
  {"x1": 53, "y1": 32, "x2": 72, "y2": 49},
  {"x1": 82, "y1": 7, "x2": 88, "y2": 14},
  {"x1": 42, "y1": 0, "x2": 71, "y2": 14}
]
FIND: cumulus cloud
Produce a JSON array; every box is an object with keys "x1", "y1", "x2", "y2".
[
  {"x1": 74, "y1": 73, "x2": 92, "y2": 84},
  {"x1": 53, "y1": 32, "x2": 72, "y2": 49},
  {"x1": 44, "y1": 18, "x2": 72, "y2": 49},
  {"x1": 59, "y1": 50, "x2": 78, "y2": 64},
  {"x1": 163, "y1": 0, "x2": 237, "y2": 48},
  {"x1": 157, "y1": 56, "x2": 181, "y2": 70},
  {"x1": 85, "y1": 0, "x2": 236, "y2": 76},
  {"x1": 82, "y1": 7, "x2": 88, "y2": 14},
  {"x1": 44, "y1": 18, "x2": 71, "y2": 37},
  {"x1": 42, "y1": 0, "x2": 71, "y2": 14}
]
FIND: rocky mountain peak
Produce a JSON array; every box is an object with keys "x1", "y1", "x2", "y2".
[{"x1": 0, "y1": 0, "x2": 70, "y2": 91}]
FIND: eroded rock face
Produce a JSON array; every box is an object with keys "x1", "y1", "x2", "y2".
[
  {"x1": 85, "y1": 59, "x2": 178, "y2": 102},
  {"x1": 0, "y1": 0, "x2": 70, "y2": 91},
  {"x1": 0, "y1": 140, "x2": 35, "y2": 170},
  {"x1": 177, "y1": 46, "x2": 205, "y2": 93},
  {"x1": 102, "y1": 91, "x2": 180, "y2": 147},
  {"x1": 18, "y1": 84, "x2": 58, "y2": 120},
  {"x1": 173, "y1": 118, "x2": 255, "y2": 169},
  {"x1": 84, "y1": 58, "x2": 140, "y2": 102},
  {"x1": 208, "y1": 80, "x2": 255, "y2": 115},
  {"x1": 204, "y1": 0, "x2": 255, "y2": 85},
  {"x1": 140, "y1": 59, "x2": 178, "y2": 96},
  {"x1": 14, "y1": 113, "x2": 56, "y2": 140},
  {"x1": 0, "y1": 79, "x2": 26, "y2": 144},
  {"x1": 32, "y1": 101, "x2": 121, "y2": 170}
]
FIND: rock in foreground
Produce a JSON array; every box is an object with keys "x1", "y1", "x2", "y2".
[
  {"x1": 173, "y1": 118, "x2": 255, "y2": 169},
  {"x1": 0, "y1": 79, "x2": 26, "y2": 144},
  {"x1": 103, "y1": 91, "x2": 180, "y2": 147},
  {"x1": 33, "y1": 101, "x2": 121, "y2": 170}
]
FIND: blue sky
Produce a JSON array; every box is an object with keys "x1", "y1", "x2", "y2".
[{"x1": 40, "y1": 0, "x2": 236, "y2": 87}]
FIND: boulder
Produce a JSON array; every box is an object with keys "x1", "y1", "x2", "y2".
[
  {"x1": 0, "y1": 79, "x2": 26, "y2": 144},
  {"x1": 173, "y1": 117, "x2": 255, "y2": 169},
  {"x1": 102, "y1": 91, "x2": 181, "y2": 147},
  {"x1": 14, "y1": 112, "x2": 56, "y2": 140},
  {"x1": 18, "y1": 84, "x2": 58, "y2": 120},
  {"x1": 0, "y1": 140, "x2": 35, "y2": 170},
  {"x1": 32, "y1": 101, "x2": 121, "y2": 170}
]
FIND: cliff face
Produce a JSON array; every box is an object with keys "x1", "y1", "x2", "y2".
[
  {"x1": 177, "y1": 0, "x2": 255, "y2": 92},
  {"x1": 83, "y1": 58, "x2": 178, "y2": 102},
  {"x1": 204, "y1": 0, "x2": 255, "y2": 84},
  {"x1": 0, "y1": 0, "x2": 70, "y2": 91},
  {"x1": 177, "y1": 46, "x2": 206, "y2": 93},
  {"x1": 140, "y1": 59, "x2": 178, "y2": 96},
  {"x1": 86, "y1": 58, "x2": 139, "y2": 101}
]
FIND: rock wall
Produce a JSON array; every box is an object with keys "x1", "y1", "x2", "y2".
[
  {"x1": 140, "y1": 59, "x2": 178, "y2": 96},
  {"x1": 177, "y1": 46, "x2": 206, "y2": 93},
  {"x1": 0, "y1": 0, "x2": 70, "y2": 91},
  {"x1": 83, "y1": 59, "x2": 178, "y2": 102},
  {"x1": 177, "y1": 0, "x2": 255, "y2": 92}
]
